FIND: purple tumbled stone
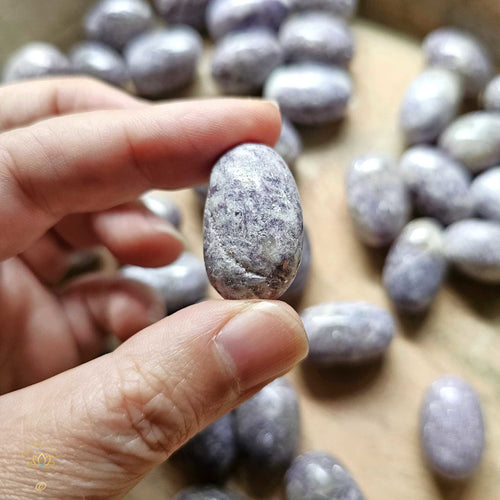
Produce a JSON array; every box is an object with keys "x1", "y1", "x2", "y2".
[
  {"x1": 483, "y1": 75, "x2": 500, "y2": 112},
  {"x1": 289, "y1": 0, "x2": 358, "y2": 19},
  {"x1": 141, "y1": 191, "x2": 182, "y2": 229},
  {"x1": 274, "y1": 117, "x2": 302, "y2": 169},
  {"x1": 173, "y1": 486, "x2": 241, "y2": 500},
  {"x1": 154, "y1": 0, "x2": 210, "y2": 30},
  {"x1": 470, "y1": 167, "x2": 500, "y2": 222}
]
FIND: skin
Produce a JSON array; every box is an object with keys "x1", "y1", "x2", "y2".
[{"x1": 0, "y1": 77, "x2": 308, "y2": 499}]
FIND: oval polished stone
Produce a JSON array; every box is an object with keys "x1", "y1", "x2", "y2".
[
  {"x1": 211, "y1": 28, "x2": 283, "y2": 95},
  {"x1": 289, "y1": 0, "x2": 358, "y2": 19},
  {"x1": 174, "y1": 486, "x2": 241, "y2": 500},
  {"x1": 383, "y1": 218, "x2": 447, "y2": 312},
  {"x1": 438, "y1": 112, "x2": 500, "y2": 173},
  {"x1": 399, "y1": 68, "x2": 464, "y2": 144},
  {"x1": 400, "y1": 145, "x2": 472, "y2": 225},
  {"x1": 470, "y1": 167, "x2": 500, "y2": 222},
  {"x1": 264, "y1": 63, "x2": 352, "y2": 125},
  {"x1": 346, "y1": 154, "x2": 410, "y2": 247},
  {"x1": 483, "y1": 75, "x2": 500, "y2": 112},
  {"x1": 154, "y1": 0, "x2": 210, "y2": 30},
  {"x1": 141, "y1": 191, "x2": 182, "y2": 228},
  {"x1": 420, "y1": 376, "x2": 485, "y2": 479},
  {"x1": 301, "y1": 302, "x2": 394, "y2": 365},
  {"x1": 274, "y1": 117, "x2": 302, "y2": 169},
  {"x1": 203, "y1": 143, "x2": 303, "y2": 300},
  {"x1": 285, "y1": 451, "x2": 365, "y2": 500},
  {"x1": 444, "y1": 219, "x2": 500, "y2": 283}
]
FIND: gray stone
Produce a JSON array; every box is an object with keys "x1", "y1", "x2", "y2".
[
  {"x1": 285, "y1": 451, "x2": 365, "y2": 500},
  {"x1": 124, "y1": 27, "x2": 202, "y2": 98},
  {"x1": 174, "y1": 486, "x2": 241, "y2": 500},
  {"x1": 444, "y1": 219, "x2": 500, "y2": 283},
  {"x1": 301, "y1": 302, "x2": 394, "y2": 365},
  {"x1": 141, "y1": 191, "x2": 182, "y2": 228},
  {"x1": 154, "y1": 0, "x2": 210, "y2": 30},
  {"x1": 483, "y1": 75, "x2": 500, "y2": 112},
  {"x1": 345, "y1": 154, "x2": 410, "y2": 247},
  {"x1": 383, "y1": 218, "x2": 447, "y2": 312},
  {"x1": 211, "y1": 28, "x2": 283, "y2": 95},
  {"x1": 289, "y1": 0, "x2": 358, "y2": 19},
  {"x1": 274, "y1": 117, "x2": 303, "y2": 170},
  {"x1": 420, "y1": 376, "x2": 485, "y2": 479},
  {"x1": 399, "y1": 68, "x2": 464, "y2": 144},
  {"x1": 264, "y1": 63, "x2": 352, "y2": 125},
  {"x1": 400, "y1": 145, "x2": 472, "y2": 225},
  {"x1": 470, "y1": 167, "x2": 500, "y2": 222},
  {"x1": 203, "y1": 143, "x2": 303, "y2": 300}
]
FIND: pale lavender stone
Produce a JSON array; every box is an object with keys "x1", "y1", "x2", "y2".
[
  {"x1": 438, "y1": 112, "x2": 500, "y2": 173},
  {"x1": 383, "y1": 218, "x2": 447, "y2": 312},
  {"x1": 121, "y1": 252, "x2": 208, "y2": 312},
  {"x1": 207, "y1": 0, "x2": 289, "y2": 40},
  {"x1": 285, "y1": 451, "x2": 365, "y2": 500},
  {"x1": 399, "y1": 68, "x2": 464, "y2": 144},
  {"x1": 281, "y1": 228, "x2": 311, "y2": 304},
  {"x1": 346, "y1": 154, "x2": 410, "y2": 247},
  {"x1": 2, "y1": 42, "x2": 71, "y2": 83},
  {"x1": 141, "y1": 191, "x2": 182, "y2": 228},
  {"x1": 211, "y1": 28, "x2": 283, "y2": 95},
  {"x1": 235, "y1": 377, "x2": 300, "y2": 471},
  {"x1": 124, "y1": 27, "x2": 202, "y2": 98},
  {"x1": 174, "y1": 486, "x2": 241, "y2": 500},
  {"x1": 422, "y1": 27, "x2": 493, "y2": 97},
  {"x1": 420, "y1": 376, "x2": 485, "y2": 479},
  {"x1": 203, "y1": 144, "x2": 303, "y2": 300},
  {"x1": 274, "y1": 117, "x2": 302, "y2": 169},
  {"x1": 154, "y1": 0, "x2": 210, "y2": 30},
  {"x1": 84, "y1": 0, "x2": 154, "y2": 52},
  {"x1": 444, "y1": 219, "x2": 500, "y2": 283},
  {"x1": 400, "y1": 145, "x2": 473, "y2": 225},
  {"x1": 69, "y1": 41, "x2": 128, "y2": 87},
  {"x1": 470, "y1": 167, "x2": 500, "y2": 222},
  {"x1": 264, "y1": 63, "x2": 352, "y2": 125},
  {"x1": 279, "y1": 12, "x2": 354, "y2": 66},
  {"x1": 301, "y1": 302, "x2": 394, "y2": 365},
  {"x1": 289, "y1": 0, "x2": 358, "y2": 19},
  {"x1": 483, "y1": 75, "x2": 500, "y2": 112}
]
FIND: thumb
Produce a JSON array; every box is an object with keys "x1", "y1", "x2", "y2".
[{"x1": 0, "y1": 300, "x2": 307, "y2": 499}]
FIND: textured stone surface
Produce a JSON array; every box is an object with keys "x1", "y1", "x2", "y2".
[
  {"x1": 345, "y1": 154, "x2": 410, "y2": 247},
  {"x1": 141, "y1": 191, "x2": 182, "y2": 228},
  {"x1": 438, "y1": 112, "x2": 500, "y2": 173},
  {"x1": 285, "y1": 451, "x2": 365, "y2": 500},
  {"x1": 264, "y1": 63, "x2": 352, "y2": 125},
  {"x1": 124, "y1": 27, "x2": 202, "y2": 98},
  {"x1": 470, "y1": 167, "x2": 500, "y2": 222},
  {"x1": 211, "y1": 28, "x2": 283, "y2": 95},
  {"x1": 274, "y1": 117, "x2": 302, "y2": 170},
  {"x1": 422, "y1": 27, "x2": 493, "y2": 97},
  {"x1": 203, "y1": 143, "x2": 303, "y2": 300},
  {"x1": 154, "y1": 0, "x2": 210, "y2": 30},
  {"x1": 444, "y1": 219, "x2": 500, "y2": 283},
  {"x1": 279, "y1": 12, "x2": 354, "y2": 66},
  {"x1": 84, "y1": 0, "x2": 154, "y2": 51},
  {"x1": 69, "y1": 41, "x2": 128, "y2": 87},
  {"x1": 174, "y1": 486, "x2": 241, "y2": 500},
  {"x1": 400, "y1": 145, "x2": 472, "y2": 225},
  {"x1": 235, "y1": 377, "x2": 300, "y2": 471},
  {"x1": 301, "y1": 302, "x2": 394, "y2": 365},
  {"x1": 383, "y1": 218, "x2": 447, "y2": 312},
  {"x1": 121, "y1": 252, "x2": 208, "y2": 312},
  {"x1": 483, "y1": 75, "x2": 500, "y2": 112},
  {"x1": 399, "y1": 68, "x2": 463, "y2": 144},
  {"x1": 2, "y1": 42, "x2": 70, "y2": 83},
  {"x1": 420, "y1": 376, "x2": 485, "y2": 479},
  {"x1": 289, "y1": 0, "x2": 358, "y2": 19}
]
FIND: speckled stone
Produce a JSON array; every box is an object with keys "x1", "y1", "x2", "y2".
[
  {"x1": 285, "y1": 451, "x2": 365, "y2": 500},
  {"x1": 422, "y1": 27, "x2": 493, "y2": 97},
  {"x1": 301, "y1": 302, "x2": 394, "y2": 365},
  {"x1": 203, "y1": 144, "x2": 303, "y2": 300},
  {"x1": 124, "y1": 27, "x2": 202, "y2": 98},
  {"x1": 275, "y1": 117, "x2": 302, "y2": 169},
  {"x1": 174, "y1": 486, "x2": 241, "y2": 500},
  {"x1": 470, "y1": 167, "x2": 500, "y2": 222},
  {"x1": 438, "y1": 112, "x2": 500, "y2": 173},
  {"x1": 235, "y1": 377, "x2": 300, "y2": 471},
  {"x1": 345, "y1": 154, "x2": 410, "y2": 247},
  {"x1": 121, "y1": 252, "x2": 208, "y2": 312},
  {"x1": 289, "y1": 0, "x2": 358, "y2": 19},
  {"x1": 444, "y1": 219, "x2": 500, "y2": 283},
  {"x1": 420, "y1": 376, "x2": 485, "y2": 479},
  {"x1": 154, "y1": 0, "x2": 210, "y2": 30},
  {"x1": 84, "y1": 0, "x2": 154, "y2": 52},
  {"x1": 69, "y1": 41, "x2": 128, "y2": 87},
  {"x1": 400, "y1": 145, "x2": 472, "y2": 225},
  {"x1": 399, "y1": 68, "x2": 464, "y2": 144},
  {"x1": 483, "y1": 75, "x2": 500, "y2": 112},
  {"x1": 2, "y1": 42, "x2": 70, "y2": 83},
  {"x1": 383, "y1": 218, "x2": 447, "y2": 312},
  {"x1": 279, "y1": 12, "x2": 354, "y2": 66},
  {"x1": 141, "y1": 191, "x2": 182, "y2": 228},
  {"x1": 264, "y1": 63, "x2": 352, "y2": 125},
  {"x1": 179, "y1": 413, "x2": 237, "y2": 482},
  {"x1": 211, "y1": 28, "x2": 283, "y2": 95},
  {"x1": 206, "y1": 0, "x2": 289, "y2": 40}
]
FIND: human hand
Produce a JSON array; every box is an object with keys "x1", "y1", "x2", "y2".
[{"x1": 0, "y1": 77, "x2": 308, "y2": 499}]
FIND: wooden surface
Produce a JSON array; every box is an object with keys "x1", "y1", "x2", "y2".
[{"x1": 0, "y1": 2, "x2": 499, "y2": 500}]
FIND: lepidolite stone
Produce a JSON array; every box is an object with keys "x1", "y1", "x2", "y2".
[
  {"x1": 285, "y1": 451, "x2": 365, "y2": 500},
  {"x1": 174, "y1": 486, "x2": 241, "y2": 500},
  {"x1": 483, "y1": 75, "x2": 500, "y2": 112},
  {"x1": 274, "y1": 117, "x2": 302, "y2": 169},
  {"x1": 420, "y1": 376, "x2": 485, "y2": 479},
  {"x1": 154, "y1": 0, "x2": 210, "y2": 30},
  {"x1": 470, "y1": 167, "x2": 500, "y2": 222},
  {"x1": 141, "y1": 191, "x2": 182, "y2": 229},
  {"x1": 289, "y1": 0, "x2": 358, "y2": 19},
  {"x1": 301, "y1": 302, "x2": 394, "y2": 365},
  {"x1": 281, "y1": 228, "x2": 311, "y2": 304},
  {"x1": 203, "y1": 143, "x2": 303, "y2": 300}
]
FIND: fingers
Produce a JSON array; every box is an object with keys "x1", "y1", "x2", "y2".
[
  {"x1": 0, "y1": 300, "x2": 307, "y2": 498},
  {"x1": 0, "y1": 98, "x2": 281, "y2": 260}
]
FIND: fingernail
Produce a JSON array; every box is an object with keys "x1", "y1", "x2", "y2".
[
  {"x1": 265, "y1": 99, "x2": 281, "y2": 111},
  {"x1": 214, "y1": 301, "x2": 308, "y2": 392}
]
